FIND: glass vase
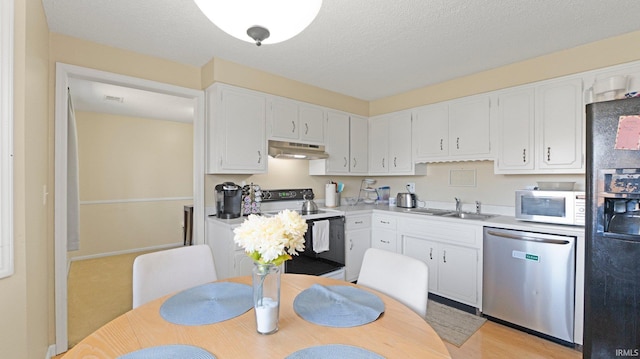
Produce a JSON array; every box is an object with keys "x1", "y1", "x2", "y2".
[{"x1": 252, "y1": 262, "x2": 281, "y2": 334}]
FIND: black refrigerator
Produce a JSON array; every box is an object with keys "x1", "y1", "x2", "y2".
[{"x1": 585, "y1": 97, "x2": 640, "y2": 358}]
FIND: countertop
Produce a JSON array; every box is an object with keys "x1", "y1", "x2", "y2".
[{"x1": 207, "y1": 203, "x2": 585, "y2": 237}]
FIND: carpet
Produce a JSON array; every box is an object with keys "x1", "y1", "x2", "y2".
[
  {"x1": 425, "y1": 299, "x2": 487, "y2": 347},
  {"x1": 67, "y1": 250, "x2": 159, "y2": 347}
]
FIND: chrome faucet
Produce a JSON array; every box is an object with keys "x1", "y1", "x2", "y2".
[
  {"x1": 454, "y1": 197, "x2": 462, "y2": 214},
  {"x1": 475, "y1": 201, "x2": 481, "y2": 214}
]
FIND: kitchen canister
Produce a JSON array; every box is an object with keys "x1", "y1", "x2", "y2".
[{"x1": 325, "y1": 183, "x2": 337, "y2": 207}]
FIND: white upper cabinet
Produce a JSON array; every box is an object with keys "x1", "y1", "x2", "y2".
[
  {"x1": 412, "y1": 95, "x2": 491, "y2": 163},
  {"x1": 206, "y1": 83, "x2": 267, "y2": 174},
  {"x1": 369, "y1": 111, "x2": 420, "y2": 175},
  {"x1": 495, "y1": 88, "x2": 536, "y2": 171},
  {"x1": 324, "y1": 111, "x2": 350, "y2": 173},
  {"x1": 349, "y1": 115, "x2": 369, "y2": 174},
  {"x1": 413, "y1": 103, "x2": 449, "y2": 159},
  {"x1": 268, "y1": 97, "x2": 324, "y2": 145},
  {"x1": 494, "y1": 77, "x2": 584, "y2": 174},
  {"x1": 448, "y1": 95, "x2": 492, "y2": 158},
  {"x1": 309, "y1": 112, "x2": 369, "y2": 175},
  {"x1": 536, "y1": 78, "x2": 583, "y2": 172}
]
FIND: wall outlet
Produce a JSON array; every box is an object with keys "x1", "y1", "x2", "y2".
[{"x1": 406, "y1": 182, "x2": 416, "y2": 193}]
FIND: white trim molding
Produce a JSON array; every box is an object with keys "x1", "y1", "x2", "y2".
[
  {"x1": 80, "y1": 196, "x2": 193, "y2": 205},
  {"x1": 0, "y1": 0, "x2": 14, "y2": 279},
  {"x1": 54, "y1": 63, "x2": 205, "y2": 354}
]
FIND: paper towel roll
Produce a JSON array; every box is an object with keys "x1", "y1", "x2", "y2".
[{"x1": 325, "y1": 183, "x2": 337, "y2": 207}]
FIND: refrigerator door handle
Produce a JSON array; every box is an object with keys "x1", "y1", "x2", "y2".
[{"x1": 485, "y1": 230, "x2": 570, "y2": 245}]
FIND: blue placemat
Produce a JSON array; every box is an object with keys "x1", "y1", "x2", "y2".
[
  {"x1": 293, "y1": 284, "x2": 385, "y2": 327},
  {"x1": 160, "y1": 282, "x2": 252, "y2": 326},
  {"x1": 117, "y1": 344, "x2": 216, "y2": 359},
  {"x1": 286, "y1": 344, "x2": 385, "y2": 359}
]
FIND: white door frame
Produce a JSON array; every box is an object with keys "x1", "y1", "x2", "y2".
[{"x1": 54, "y1": 63, "x2": 206, "y2": 353}]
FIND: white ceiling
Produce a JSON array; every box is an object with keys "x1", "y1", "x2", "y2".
[{"x1": 45, "y1": 0, "x2": 640, "y2": 105}]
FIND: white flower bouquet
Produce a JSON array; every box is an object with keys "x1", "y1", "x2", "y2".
[{"x1": 233, "y1": 209, "x2": 308, "y2": 265}]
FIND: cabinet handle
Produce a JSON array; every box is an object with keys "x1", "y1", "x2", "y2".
[
  {"x1": 382, "y1": 158, "x2": 385, "y2": 168},
  {"x1": 443, "y1": 250, "x2": 447, "y2": 263},
  {"x1": 257, "y1": 150, "x2": 262, "y2": 164},
  {"x1": 355, "y1": 220, "x2": 363, "y2": 224},
  {"x1": 305, "y1": 123, "x2": 309, "y2": 135},
  {"x1": 353, "y1": 157, "x2": 357, "y2": 168},
  {"x1": 547, "y1": 147, "x2": 551, "y2": 161},
  {"x1": 522, "y1": 149, "x2": 526, "y2": 163},
  {"x1": 291, "y1": 121, "x2": 295, "y2": 133},
  {"x1": 349, "y1": 239, "x2": 353, "y2": 250},
  {"x1": 440, "y1": 139, "x2": 443, "y2": 151},
  {"x1": 429, "y1": 248, "x2": 433, "y2": 260},
  {"x1": 456, "y1": 137, "x2": 460, "y2": 150},
  {"x1": 344, "y1": 157, "x2": 348, "y2": 168},
  {"x1": 381, "y1": 240, "x2": 390, "y2": 244},
  {"x1": 394, "y1": 157, "x2": 397, "y2": 167},
  {"x1": 380, "y1": 220, "x2": 390, "y2": 224}
]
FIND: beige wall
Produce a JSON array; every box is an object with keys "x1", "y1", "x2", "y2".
[
  {"x1": 3, "y1": 9, "x2": 638, "y2": 356},
  {"x1": 201, "y1": 57, "x2": 369, "y2": 116},
  {"x1": 70, "y1": 112, "x2": 193, "y2": 258},
  {"x1": 370, "y1": 30, "x2": 640, "y2": 115},
  {"x1": 0, "y1": 0, "x2": 51, "y2": 358}
]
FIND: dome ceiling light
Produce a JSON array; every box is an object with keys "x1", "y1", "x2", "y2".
[{"x1": 194, "y1": 0, "x2": 323, "y2": 46}]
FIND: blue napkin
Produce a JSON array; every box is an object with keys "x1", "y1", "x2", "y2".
[
  {"x1": 117, "y1": 344, "x2": 216, "y2": 359},
  {"x1": 286, "y1": 344, "x2": 385, "y2": 359},
  {"x1": 160, "y1": 282, "x2": 252, "y2": 326},
  {"x1": 293, "y1": 284, "x2": 385, "y2": 327}
]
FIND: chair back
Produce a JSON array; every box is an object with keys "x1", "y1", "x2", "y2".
[
  {"x1": 358, "y1": 248, "x2": 429, "y2": 317},
  {"x1": 132, "y1": 245, "x2": 217, "y2": 308}
]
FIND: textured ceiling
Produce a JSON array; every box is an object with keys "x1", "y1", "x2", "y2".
[{"x1": 44, "y1": 0, "x2": 640, "y2": 102}]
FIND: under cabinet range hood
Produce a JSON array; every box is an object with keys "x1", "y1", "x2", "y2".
[{"x1": 268, "y1": 140, "x2": 329, "y2": 160}]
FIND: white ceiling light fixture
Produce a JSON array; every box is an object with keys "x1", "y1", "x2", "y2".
[{"x1": 193, "y1": 0, "x2": 322, "y2": 46}]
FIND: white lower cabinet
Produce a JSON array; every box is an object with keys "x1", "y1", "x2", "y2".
[
  {"x1": 371, "y1": 214, "x2": 399, "y2": 252},
  {"x1": 207, "y1": 219, "x2": 254, "y2": 279},
  {"x1": 344, "y1": 214, "x2": 371, "y2": 282},
  {"x1": 399, "y1": 217, "x2": 482, "y2": 309}
]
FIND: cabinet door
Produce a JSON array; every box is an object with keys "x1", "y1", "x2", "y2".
[
  {"x1": 496, "y1": 88, "x2": 535, "y2": 171},
  {"x1": 368, "y1": 117, "x2": 389, "y2": 173},
  {"x1": 448, "y1": 96, "x2": 491, "y2": 156},
  {"x1": 536, "y1": 78, "x2": 583, "y2": 170},
  {"x1": 371, "y1": 228, "x2": 397, "y2": 252},
  {"x1": 270, "y1": 98, "x2": 298, "y2": 139},
  {"x1": 234, "y1": 251, "x2": 255, "y2": 277},
  {"x1": 438, "y1": 244, "x2": 477, "y2": 305},
  {"x1": 325, "y1": 111, "x2": 350, "y2": 173},
  {"x1": 350, "y1": 115, "x2": 369, "y2": 173},
  {"x1": 298, "y1": 104, "x2": 324, "y2": 144},
  {"x1": 402, "y1": 235, "x2": 438, "y2": 292},
  {"x1": 388, "y1": 112, "x2": 413, "y2": 173},
  {"x1": 218, "y1": 87, "x2": 266, "y2": 171},
  {"x1": 345, "y1": 228, "x2": 371, "y2": 282},
  {"x1": 413, "y1": 104, "x2": 449, "y2": 159}
]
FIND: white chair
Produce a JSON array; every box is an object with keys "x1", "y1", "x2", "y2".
[
  {"x1": 357, "y1": 248, "x2": 429, "y2": 318},
  {"x1": 132, "y1": 245, "x2": 217, "y2": 308}
]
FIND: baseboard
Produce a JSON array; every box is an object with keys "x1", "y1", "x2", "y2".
[
  {"x1": 45, "y1": 344, "x2": 56, "y2": 359},
  {"x1": 69, "y1": 243, "x2": 182, "y2": 262}
]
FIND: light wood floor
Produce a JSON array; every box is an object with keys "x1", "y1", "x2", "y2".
[{"x1": 57, "y1": 252, "x2": 583, "y2": 359}]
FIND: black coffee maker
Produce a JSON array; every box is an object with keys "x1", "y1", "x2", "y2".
[{"x1": 215, "y1": 182, "x2": 242, "y2": 219}]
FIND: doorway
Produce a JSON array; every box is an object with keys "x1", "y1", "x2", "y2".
[{"x1": 54, "y1": 63, "x2": 205, "y2": 354}]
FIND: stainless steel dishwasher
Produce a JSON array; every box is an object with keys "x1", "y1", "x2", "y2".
[{"x1": 483, "y1": 227, "x2": 576, "y2": 343}]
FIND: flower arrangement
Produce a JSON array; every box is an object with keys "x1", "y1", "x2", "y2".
[{"x1": 233, "y1": 209, "x2": 308, "y2": 265}]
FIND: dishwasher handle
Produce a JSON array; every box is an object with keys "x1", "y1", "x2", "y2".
[{"x1": 486, "y1": 229, "x2": 571, "y2": 245}]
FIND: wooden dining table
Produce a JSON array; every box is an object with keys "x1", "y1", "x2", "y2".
[{"x1": 63, "y1": 274, "x2": 451, "y2": 358}]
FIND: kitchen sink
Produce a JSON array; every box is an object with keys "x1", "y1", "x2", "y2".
[
  {"x1": 401, "y1": 208, "x2": 451, "y2": 216},
  {"x1": 441, "y1": 212, "x2": 497, "y2": 220}
]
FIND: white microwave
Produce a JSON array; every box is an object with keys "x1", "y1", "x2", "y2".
[{"x1": 515, "y1": 190, "x2": 585, "y2": 226}]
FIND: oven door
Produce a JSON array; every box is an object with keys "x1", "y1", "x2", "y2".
[{"x1": 285, "y1": 216, "x2": 345, "y2": 276}]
